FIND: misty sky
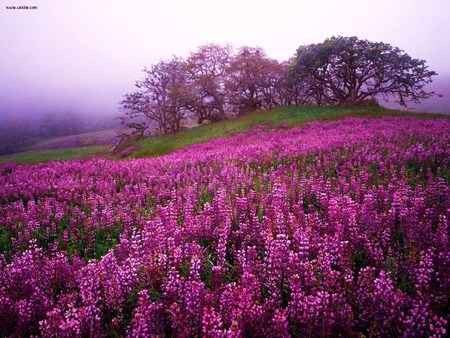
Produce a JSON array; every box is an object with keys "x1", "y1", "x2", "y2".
[{"x1": 1, "y1": 0, "x2": 450, "y2": 119}]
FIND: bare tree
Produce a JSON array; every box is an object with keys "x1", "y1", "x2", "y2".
[
  {"x1": 226, "y1": 46, "x2": 284, "y2": 114},
  {"x1": 121, "y1": 58, "x2": 190, "y2": 135},
  {"x1": 185, "y1": 44, "x2": 233, "y2": 123}
]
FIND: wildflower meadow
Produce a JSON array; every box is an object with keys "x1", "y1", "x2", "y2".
[{"x1": 0, "y1": 117, "x2": 449, "y2": 337}]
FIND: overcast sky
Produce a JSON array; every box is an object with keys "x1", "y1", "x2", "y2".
[{"x1": 1, "y1": 0, "x2": 449, "y2": 119}]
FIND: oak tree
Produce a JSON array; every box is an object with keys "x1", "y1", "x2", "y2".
[
  {"x1": 226, "y1": 46, "x2": 285, "y2": 114},
  {"x1": 185, "y1": 44, "x2": 232, "y2": 123},
  {"x1": 121, "y1": 58, "x2": 190, "y2": 135},
  {"x1": 289, "y1": 36, "x2": 437, "y2": 107}
]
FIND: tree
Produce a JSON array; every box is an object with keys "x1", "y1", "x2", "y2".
[
  {"x1": 185, "y1": 44, "x2": 233, "y2": 123},
  {"x1": 226, "y1": 46, "x2": 284, "y2": 114},
  {"x1": 121, "y1": 58, "x2": 190, "y2": 135},
  {"x1": 279, "y1": 58, "x2": 315, "y2": 106},
  {"x1": 289, "y1": 36, "x2": 437, "y2": 107}
]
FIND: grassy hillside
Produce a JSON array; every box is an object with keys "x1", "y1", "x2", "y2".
[
  {"x1": 0, "y1": 129, "x2": 118, "y2": 164},
  {"x1": 1, "y1": 106, "x2": 447, "y2": 164},
  {"x1": 28, "y1": 129, "x2": 119, "y2": 151},
  {"x1": 124, "y1": 105, "x2": 447, "y2": 159},
  {"x1": 0, "y1": 146, "x2": 109, "y2": 164}
]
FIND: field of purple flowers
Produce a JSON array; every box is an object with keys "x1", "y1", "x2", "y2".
[{"x1": 0, "y1": 117, "x2": 449, "y2": 337}]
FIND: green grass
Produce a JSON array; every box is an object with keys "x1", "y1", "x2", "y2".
[
  {"x1": 0, "y1": 145, "x2": 109, "y2": 164},
  {"x1": 126, "y1": 106, "x2": 448, "y2": 159}
]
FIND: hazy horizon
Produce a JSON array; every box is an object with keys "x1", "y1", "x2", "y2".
[{"x1": 1, "y1": 0, "x2": 450, "y2": 120}]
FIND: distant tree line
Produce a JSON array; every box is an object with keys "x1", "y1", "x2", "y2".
[
  {"x1": 0, "y1": 112, "x2": 120, "y2": 155},
  {"x1": 121, "y1": 36, "x2": 437, "y2": 136}
]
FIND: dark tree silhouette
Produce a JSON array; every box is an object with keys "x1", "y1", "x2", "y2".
[
  {"x1": 226, "y1": 46, "x2": 285, "y2": 114},
  {"x1": 289, "y1": 36, "x2": 437, "y2": 107},
  {"x1": 121, "y1": 58, "x2": 190, "y2": 135},
  {"x1": 185, "y1": 44, "x2": 232, "y2": 123}
]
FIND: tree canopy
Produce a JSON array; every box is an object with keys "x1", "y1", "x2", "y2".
[
  {"x1": 121, "y1": 37, "x2": 438, "y2": 136},
  {"x1": 120, "y1": 44, "x2": 288, "y2": 135},
  {"x1": 289, "y1": 36, "x2": 437, "y2": 107}
]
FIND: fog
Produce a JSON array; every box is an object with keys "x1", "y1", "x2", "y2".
[{"x1": 1, "y1": 0, "x2": 450, "y2": 122}]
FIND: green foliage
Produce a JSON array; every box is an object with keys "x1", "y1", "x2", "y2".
[
  {"x1": 198, "y1": 188, "x2": 213, "y2": 210},
  {"x1": 179, "y1": 259, "x2": 191, "y2": 278},
  {"x1": 302, "y1": 193, "x2": 320, "y2": 214},
  {"x1": 0, "y1": 216, "x2": 123, "y2": 263},
  {"x1": 352, "y1": 250, "x2": 368, "y2": 279},
  {"x1": 0, "y1": 227, "x2": 14, "y2": 261},
  {"x1": 92, "y1": 226, "x2": 122, "y2": 260}
]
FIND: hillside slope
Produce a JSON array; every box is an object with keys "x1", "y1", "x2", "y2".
[
  {"x1": 124, "y1": 105, "x2": 448, "y2": 159},
  {"x1": 0, "y1": 129, "x2": 119, "y2": 164},
  {"x1": 1, "y1": 106, "x2": 448, "y2": 164},
  {"x1": 28, "y1": 129, "x2": 120, "y2": 151}
]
